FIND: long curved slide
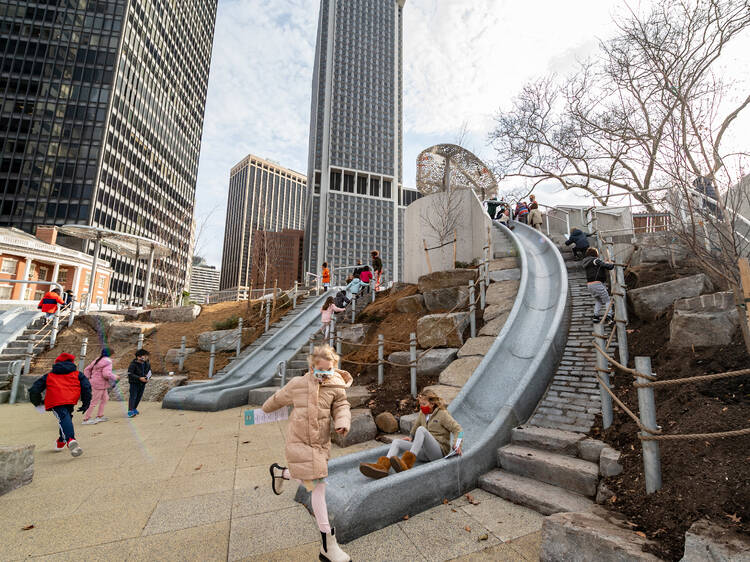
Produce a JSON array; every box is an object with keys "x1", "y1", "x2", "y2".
[
  {"x1": 297, "y1": 222, "x2": 570, "y2": 543},
  {"x1": 162, "y1": 291, "x2": 333, "y2": 412}
]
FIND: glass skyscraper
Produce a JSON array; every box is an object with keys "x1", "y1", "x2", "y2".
[
  {"x1": 305, "y1": 0, "x2": 406, "y2": 283},
  {"x1": 220, "y1": 154, "x2": 307, "y2": 292},
  {"x1": 0, "y1": 1, "x2": 217, "y2": 304}
]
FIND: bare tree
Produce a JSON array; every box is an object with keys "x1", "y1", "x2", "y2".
[
  {"x1": 489, "y1": 0, "x2": 750, "y2": 209},
  {"x1": 420, "y1": 188, "x2": 463, "y2": 251}
]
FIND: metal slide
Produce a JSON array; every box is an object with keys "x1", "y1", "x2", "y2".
[
  {"x1": 297, "y1": 222, "x2": 570, "y2": 543},
  {"x1": 162, "y1": 291, "x2": 334, "y2": 412}
]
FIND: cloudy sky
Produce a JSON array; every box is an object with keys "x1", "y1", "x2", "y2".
[{"x1": 193, "y1": 0, "x2": 749, "y2": 267}]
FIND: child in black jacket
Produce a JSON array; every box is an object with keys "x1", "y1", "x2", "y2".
[
  {"x1": 29, "y1": 352, "x2": 91, "y2": 457},
  {"x1": 127, "y1": 349, "x2": 151, "y2": 418}
]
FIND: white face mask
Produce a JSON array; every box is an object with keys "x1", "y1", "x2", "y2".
[{"x1": 313, "y1": 369, "x2": 335, "y2": 382}]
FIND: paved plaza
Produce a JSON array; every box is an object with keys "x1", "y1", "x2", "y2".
[{"x1": 0, "y1": 403, "x2": 542, "y2": 561}]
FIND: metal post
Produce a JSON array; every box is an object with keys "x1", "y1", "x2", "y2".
[
  {"x1": 178, "y1": 336, "x2": 187, "y2": 373},
  {"x1": 85, "y1": 236, "x2": 101, "y2": 313},
  {"x1": 309, "y1": 338, "x2": 314, "y2": 355},
  {"x1": 615, "y1": 264, "x2": 629, "y2": 366},
  {"x1": 68, "y1": 299, "x2": 76, "y2": 327},
  {"x1": 410, "y1": 333, "x2": 417, "y2": 398},
  {"x1": 468, "y1": 281, "x2": 476, "y2": 339},
  {"x1": 377, "y1": 334, "x2": 384, "y2": 385},
  {"x1": 336, "y1": 335, "x2": 342, "y2": 355},
  {"x1": 329, "y1": 317, "x2": 336, "y2": 347},
  {"x1": 142, "y1": 245, "x2": 156, "y2": 308},
  {"x1": 265, "y1": 299, "x2": 271, "y2": 332},
  {"x1": 23, "y1": 342, "x2": 33, "y2": 375},
  {"x1": 479, "y1": 277, "x2": 486, "y2": 310},
  {"x1": 116, "y1": 298, "x2": 121, "y2": 311},
  {"x1": 9, "y1": 360, "x2": 22, "y2": 404},
  {"x1": 236, "y1": 318, "x2": 243, "y2": 357},
  {"x1": 594, "y1": 322, "x2": 613, "y2": 429},
  {"x1": 78, "y1": 337, "x2": 88, "y2": 371},
  {"x1": 293, "y1": 281, "x2": 298, "y2": 309},
  {"x1": 634, "y1": 356, "x2": 662, "y2": 494},
  {"x1": 137, "y1": 333, "x2": 144, "y2": 350},
  {"x1": 129, "y1": 248, "x2": 140, "y2": 307},
  {"x1": 279, "y1": 361, "x2": 287, "y2": 386},
  {"x1": 208, "y1": 335, "x2": 217, "y2": 378},
  {"x1": 49, "y1": 312, "x2": 59, "y2": 349},
  {"x1": 351, "y1": 296, "x2": 356, "y2": 324}
]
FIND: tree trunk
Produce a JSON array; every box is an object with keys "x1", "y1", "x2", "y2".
[{"x1": 735, "y1": 259, "x2": 750, "y2": 356}]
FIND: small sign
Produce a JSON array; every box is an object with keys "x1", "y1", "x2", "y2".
[{"x1": 245, "y1": 407, "x2": 289, "y2": 426}]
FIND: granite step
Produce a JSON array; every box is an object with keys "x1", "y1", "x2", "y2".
[{"x1": 511, "y1": 425, "x2": 585, "y2": 456}]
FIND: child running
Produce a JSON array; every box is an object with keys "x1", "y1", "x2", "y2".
[
  {"x1": 322, "y1": 262, "x2": 331, "y2": 291},
  {"x1": 264, "y1": 344, "x2": 352, "y2": 562},
  {"x1": 29, "y1": 352, "x2": 91, "y2": 457},
  {"x1": 359, "y1": 389, "x2": 464, "y2": 479},
  {"x1": 320, "y1": 297, "x2": 345, "y2": 340},
  {"x1": 82, "y1": 347, "x2": 119, "y2": 424}
]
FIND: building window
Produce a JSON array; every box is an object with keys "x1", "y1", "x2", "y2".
[
  {"x1": 38, "y1": 266, "x2": 50, "y2": 281},
  {"x1": 34, "y1": 290, "x2": 45, "y2": 301},
  {"x1": 58, "y1": 269, "x2": 69, "y2": 284},
  {"x1": 1, "y1": 258, "x2": 18, "y2": 275},
  {"x1": 84, "y1": 272, "x2": 91, "y2": 287},
  {"x1": 0, "y1": 285, "x2": 11, "y2": 299},
  {"x1": 98, "y1": 276, "x2": 105, "y2": 289}
]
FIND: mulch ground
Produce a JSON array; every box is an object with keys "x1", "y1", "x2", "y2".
[{"x1": 589, "y1": 261, "x2": 750, "y2": 561}]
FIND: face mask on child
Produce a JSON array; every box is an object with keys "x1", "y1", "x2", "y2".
[
  {"x1": 313, "y1": 369, "x2": 335, "y2": 382},
  {"x1": 420, "y1": 404, "x2": 432, "y2": 415}
]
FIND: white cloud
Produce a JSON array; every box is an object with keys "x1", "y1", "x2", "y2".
[{"x1": 195, "y1": 0, "x2": 750, "y2": 267}]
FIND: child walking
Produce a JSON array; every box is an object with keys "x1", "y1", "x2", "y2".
[
  {"x1": 82, "y1": 347, "x2": 119, "y2": 424},
  {"x1": 582, "y1": 247, "x2": 615, "y2": 324},
  {"x1": 322, "y1": 262, "x2": 331, "y2": 290},
  {"x1": 29, "y1": 353, "x2": 91, "y2": 457},
  {"x1": 264, "y1": 345, "x2": 352, "y2": 562},
  {"x1": 320, "y1": 297, "x2": 345, "y2": 340},
  {"x1": 127, "y1": 349, "x2": 151, "y2": 418}
]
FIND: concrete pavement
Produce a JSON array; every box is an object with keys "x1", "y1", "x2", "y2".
[{"x1": 0, "y1": 403, "x2": 541, "y2": 560}]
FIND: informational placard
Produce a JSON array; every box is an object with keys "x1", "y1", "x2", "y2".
[{"x1": 244, "y1": 406, "x2": 289, "y2": 426}]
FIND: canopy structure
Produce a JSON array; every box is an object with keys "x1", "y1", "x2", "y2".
[
  {"x1": 416, "y1": 144, "x2": 498, "y2": 200},
  {"x1": 59, "y1": 225, "x2": 171, "y2": 311}
]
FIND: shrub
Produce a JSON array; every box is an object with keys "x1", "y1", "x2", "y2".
[{"x1": 213, "y1": 315, "x2": 239, "y2": 330}]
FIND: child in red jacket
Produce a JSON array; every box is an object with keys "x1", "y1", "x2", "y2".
[{"x1": 29, "y1": 352, "x2": 92, "y2": 457}]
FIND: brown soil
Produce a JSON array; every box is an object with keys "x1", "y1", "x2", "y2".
[
  {"x1": 590, "y1": 262, "x2": 750, "y2": 561},
  {"x1": 31, "y1": 299, "x2": 297, "y2": 380}
]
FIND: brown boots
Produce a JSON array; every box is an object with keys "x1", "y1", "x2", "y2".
[
  {"x1": 390, "y1": 451, "x2": 416, "y2": 473},
  {"x1": 359, "y1": 452, "x2": 417, "y2": 479},
  {"x1": 359, "y1": 456, "x2": 391, "y2": 479}
]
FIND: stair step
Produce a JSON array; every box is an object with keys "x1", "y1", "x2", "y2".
[
  {"x1": 0, "y1": 390, "x2": 9, "y2": 403},
  {"x1": 289, "y1": 360, "x2": 308, "y2": 369},
  {"x1": 479, "y1": 469, "x2": 594, "y2": 515},
  {"x1": 511, "y1": 425, "x2": 585, "y2": 456},
  {"x1": 498, "y1": 444, "x2": 599, "y2": 497}
]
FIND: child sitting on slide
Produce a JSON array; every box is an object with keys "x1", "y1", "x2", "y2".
[{"x1": 359, "y1": 389, "x2": 464, "y2": 479}]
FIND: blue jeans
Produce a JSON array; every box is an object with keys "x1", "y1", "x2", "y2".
[{"x1": 51, "y1": 405, "x2": 75, "y2": 441}]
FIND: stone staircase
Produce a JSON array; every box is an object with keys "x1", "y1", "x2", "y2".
[
  {"x1": 0, "y1": 317, "x2": 52, "y2": 404},
  {"x1": 480, "y1": 426, "x2": 598, "y2": 515}
]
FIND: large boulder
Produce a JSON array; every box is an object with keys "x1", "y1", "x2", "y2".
[
  {"x1": 421, "y1": 384, "x2": 461, "y2": 405},
  {"x1": 489, "y1": 268, "x2": 521, "y2": 283},
  {"x1": 108, "y1": 322, "x2": 157, "y2": 343},
  {"x1": 479, "y1": 311, "x2": 511, "y2": 337},
  {"x1": 417, "y1": 269, "x2": 478, "y2": 292},
  {"x1": 458, "y1": 336, "x2": 495, "y2": 357},
  {"x1": 0, "y1": 444, "x2": 34, "y2": 496},
  {"x1": 669, "y1": 310, "x2": 738, "y2": 348},
  {"x1": 422, "y1": 286, "x2": 470, "y2": 313},
  {"x1": 417, "y1": 312, "x2": 469, "y2": 348},
  {"x1": 489, "y1": 257, "x2": 518, "y2": 271},
  {"x1": 337, "y1": 324, "x2": 372, "y2": 354},
  {"x1": 79, "y1": 313, "x2": 125, "y2": 334},
  {"x1": 109, "y1": 374, "x2": 187, "y2": 402},
  {"x1": 331, "y1": 408, "x2": 377, "y2": 447},
  {"x1": 346, "y1": 386, "x2": 372, "y2": 408},
  {"x1": 388, "y1": 348, "x2": 458, "y2": 376},
  {"x1": 541, "y1": 507, "x2": 661, "y2": 562},
  {"x1": 164, "y1": 347, "x2": 197, "y2": 365},
  {"x1": 197, "y1": 329, "x2": 239, "y2": 351},
  {"x1": 375, "y1": 412, "x2": 398, "y2": 433},
  {"x1": 148, "y1": 305, "x2": 202, "y2": 323},
  {"x1": 399, "y1": 412, "x2": 419, "y2": 435},
  {"x1": 629, "y1": 274, "x2": 713, "y2": 320},
  {"x1": 484, "y1": 297, "x2": 515, "y2": 322},
  {"x1": 680, "y1": 518, "x2": 750, "y2": 561},
  {"x1": 486, "y1": 280, "x2": 520, "y2": 306},
  {"x1": 438, "y1": 356, "x2": 483, "y2": 387},
  {"x1": 396, "y1": 294, "x2": 425, "y2": 313}
]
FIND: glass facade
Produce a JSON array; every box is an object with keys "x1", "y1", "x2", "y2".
[
  {"x1": 0, "y1": 0, "x2": 217, "y2": 304},
  {"x1": 220, "y1": 155, "x2": 308, "y2": 291},
  {"x1": 305, "y1": 0, "x2": 405, "y2": 281}
]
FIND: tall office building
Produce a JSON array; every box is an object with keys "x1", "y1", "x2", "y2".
[
  {"x1": 189, "y1": 257, "x2": 220, "y2": 304},
  {"x1": 305, "y1": 0, "x2": 406, "y2": 283},
  {"x1": 220, "y1": 155, "x2": 307, "y2": 292},
  {"x1": 0, "y1": 1, "x2": 217, "y2": 304}
]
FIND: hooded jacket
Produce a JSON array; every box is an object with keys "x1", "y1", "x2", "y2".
[
  {"x1": 127, "y1": 359, "x2": 151, "y2": 386},
  {"x1": 83, "y1": 356, "x2": 116, "y2": 390},
  {"x1": 333, "y1": 291, "x2": 350, "y2": 308},
  {"x1": 582, "y1": 256, "x2": 615, "y2": 283},
  {"x1": 262, "y1": 369, "x2": 352, "y2": 480},
  {"x1": 564, "y1": 229, "x2": 593, "y2": 249},
  {"x1": 29, "y1": 353, "x2": 92, "y2": 410},
  {"x1": 371, "y1": 253, "x2": 383, "y2": 273},
  {"x1": 38, "y1": 291, "x2": 65, "y2": 314}
]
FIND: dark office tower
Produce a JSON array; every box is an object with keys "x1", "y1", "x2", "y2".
[
  {"x1": 0, "y1": 1, "x2": 217, "y2": 304},
  {"x1": 220, "y1": 155, "x2": 308, "y2": 293},
  {"x1": 305, "y1": 0, "x2": 405, "y2": 283}
]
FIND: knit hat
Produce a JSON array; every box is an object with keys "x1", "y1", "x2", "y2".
[{"x1": 55, "y1": 352, "x2": 76, "y2": 363}]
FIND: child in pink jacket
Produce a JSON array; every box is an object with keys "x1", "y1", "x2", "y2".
[
  {"x1": 82, "y1": 348, "x2": 119, "y2": 424},
  {"x1": 320, "y1": 297, "x2": 345, "y2": 340}
]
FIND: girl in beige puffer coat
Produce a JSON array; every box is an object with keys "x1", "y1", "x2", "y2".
[{"x1": 263, "y1": 344, "x2": 352, "y2": 562}]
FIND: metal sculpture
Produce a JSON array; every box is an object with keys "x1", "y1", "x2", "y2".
[{"x1": 416, "y1": 144, "x2": 498, "y2": 199}]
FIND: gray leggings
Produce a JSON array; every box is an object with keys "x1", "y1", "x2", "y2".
[
  {"x1": 387, "y1": 426, "x2": 443, "y2": 462},
  {"x1": 587, "y1": 281, "x2": 611, "y2": 318}
]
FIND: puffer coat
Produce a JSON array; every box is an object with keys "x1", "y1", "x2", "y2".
[{"x1": 262, "y1": 369, "x2": 352, "y2": 480}]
